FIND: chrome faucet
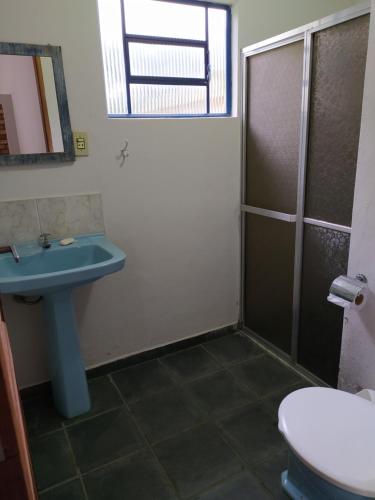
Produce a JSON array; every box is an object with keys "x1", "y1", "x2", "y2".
[
  {"x1": 0, "y1": 244, "x2": 20, "y2": 263},
  {"x1": 38, "y1": 233, "x2": 52, "y2": 249}
]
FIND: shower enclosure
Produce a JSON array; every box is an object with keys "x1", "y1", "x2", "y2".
[{"x1": 241, "y1": 3, "x2": 370, "y2": 386}]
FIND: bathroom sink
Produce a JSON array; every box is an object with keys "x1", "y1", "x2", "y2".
[
  {"x1": 0, "y1": 234, "x2": 126, "y2": 419},
  {"x1": 0, "y1": 234, "x2": 125, "y2": 295}
]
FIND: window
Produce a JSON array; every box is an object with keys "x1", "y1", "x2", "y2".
[{"x1": 98, "y1": 0, "x2": 231, "y2": 117}]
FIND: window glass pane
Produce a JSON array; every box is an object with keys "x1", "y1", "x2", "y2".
[
  {"x1": 124, "y1": 0, "x2": 206, "y2": 40},
  {"x1": 130, "y1": 85, "x2": 206, "y2": 114},
  {"x1": 298, "y1": 224, "x2": 350, "y2": 386},
  {"x1": 304, "y1": 15, "x2": 369, "y2": 226},
  {"x1": 129, "y1": 43, "x2": 205, "y2": 79},
  {"x1": 244, "y1": 214, "x2": 295, "y2": 355},
  {"x1": 98, "y1": 0, "x2": 128, "y2": 114},
  {"x1": 208, "y1": 8, "x2": 227, "y2": 113},
  {"x1": 245, "y1": 41, "x2": 304, "y2": 212}
]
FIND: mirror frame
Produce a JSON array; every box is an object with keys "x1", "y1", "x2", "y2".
[{"x1": 0, "y1": 42, "x2": 74, "y2": 166}]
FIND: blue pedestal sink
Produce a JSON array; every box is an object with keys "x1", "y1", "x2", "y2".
[{"x1": 0, "y1": 234, "x2": 126, "y2": 418}]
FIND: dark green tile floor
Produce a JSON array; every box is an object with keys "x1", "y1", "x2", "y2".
[{"x1": 24, "y1": 331, "x2": 314, "y2": 500}]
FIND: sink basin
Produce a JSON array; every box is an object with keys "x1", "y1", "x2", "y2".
[
  {"x1": 0, "y1": 234, "x2": 126, "y2": 418},
  {"x1": 0, "y1": 234, "x2": 125, "y2": 295}
]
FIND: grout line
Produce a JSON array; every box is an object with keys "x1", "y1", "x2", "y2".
[
  {"x1": 213, "y1": 422, "x2": 275, "y2": 499},
  {"x1": 38, "y1": 476, "x2": 80, "y2": 495},
  {"x1": 238, "y1": 329, "x2": 320, "y2": 387},
  {"x1": 63, "y1": 403, "x2": 125, "y2": 429},
  {"x1": 78, "y1": 475, "x2": 89, "y2": 500},
  {"x1": 251, "y1": 449, "x2": 289, "y2": 499},
  {"x1": 28, "y1": 426, "x2": 65, "y2": 441},
  {"x1": 61, "y1": 425, "x2": 89, "y2": 500},
  {"x1": 109, "y1": 373, "x2": 184, "y2": 500},
  {"x1": 34, "y1": 199, "x2": 43, "y2": 235},
  {"x1": 156, "y1": 361, "x2": 225, "y2": 387},
  {"x1": 80, "y1": 448, "x2": 147, "y2": 477},
  {"x1": 183, "y1": 471, "x2": 253, "y2": 500}
]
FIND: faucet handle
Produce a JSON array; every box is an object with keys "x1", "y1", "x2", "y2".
[{"x1": 39, "y1": 232, "x2": 52, "y2": 248}]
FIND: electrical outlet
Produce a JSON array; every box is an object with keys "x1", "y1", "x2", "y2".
[{"x1": 73, "y1": 131, "x2": 89, "y2": 156}]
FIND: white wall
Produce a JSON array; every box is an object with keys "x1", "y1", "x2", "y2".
[
  {"x1": 339, "y1": 0, "x2": 375, "y2": 392},
  {"x1": 0, "y1": 0, "x2": 363, "y2": 388}
]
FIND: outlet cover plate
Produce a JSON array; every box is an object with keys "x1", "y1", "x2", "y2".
[{"x1": 73, "y1": 131, "x2": 89, "y2": 156}]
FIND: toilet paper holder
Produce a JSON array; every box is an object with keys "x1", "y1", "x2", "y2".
[
  {"x1": 355, "y1": 273, "x2": 367, "y2": 284},
  {"x1": 327, "y1": 274, "x2": 368, "y2": 310}
]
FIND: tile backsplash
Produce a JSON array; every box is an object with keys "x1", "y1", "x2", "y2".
[
  {"x1": 0, "y1": 193, "x2": 104, "y2": 246},
  {"x1": 0, "y1": 199, "x2": 40, "y2": 246}
]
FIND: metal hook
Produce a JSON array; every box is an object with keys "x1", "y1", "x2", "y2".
[{"x1": 118, "y1": 140, "x2": 129, "y2": 166}]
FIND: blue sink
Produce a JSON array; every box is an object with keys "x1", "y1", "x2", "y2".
[
  {"x1": 0, "y1": 234, "x2": 126, "y2": 418},
  {"x1": 0, "y1": 234, "x2": 125, "y2": 295}
]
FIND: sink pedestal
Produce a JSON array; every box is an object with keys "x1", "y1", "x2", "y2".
[{"x1": 44, "y1": 289, "x2": 91, "y2": 418}]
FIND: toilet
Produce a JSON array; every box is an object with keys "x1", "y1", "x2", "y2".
[{"x1": 278, "y1": 387, "x2": 375, "y2": 499}]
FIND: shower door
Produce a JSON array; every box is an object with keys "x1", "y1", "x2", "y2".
[{"x1": 241, "y1": 5, "x2": 370, "y2": 386}]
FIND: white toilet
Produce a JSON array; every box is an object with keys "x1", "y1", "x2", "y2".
[{"x1": 278, "y1": 387, "x2": 375, "y2": 499}]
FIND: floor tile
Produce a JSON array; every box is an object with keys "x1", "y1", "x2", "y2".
[
  {"x1": 67, "y1": 407, "x2": 144, "y2": 472},
  {"x1": 160, "y1": 346, "x2": 220, "y2": 382},
  {"x1": 263, "y1": 381, "x2": 313, "y2": 420},
  {"x1": 111, "y1": 360, "x2": 175, "y2": 404},
  {"x1": 39, "y1": 479, "x2": 85, "y2": 500},
  {"x1": 218, "y1": 402, "x2": 286, "y2": 465},
  {"x1": 29, "y1": 431, "x2": 77, "y2": 491},
  {"x1": 196, "y1": 472, "x2": 270, "y2": 500},
  {"x1": 253, "y1": 450, "x2": 290, "y2": 499},
  {"x1": 65, "y1": 376, "x2": 123, "y2": 425},
  {"x1": 84, "y1": 450, "x2": 178, "y2": 500},
  {"x1": 204, "y1": 333, "x2": 264, "y2": 366},
  {"x1": 24, "y1": 376, "x2": 124, "y2": 436},
  {"x1": 230, "y1": 355, "x2": 302, "y2": 397},
  {"x1": 131, "y1": 387, "x2": 202, "y2": 443},
  {"x1": 185, "y1": 370, "x2": 255, "y2": 418},
  {"x1": 23, "y1": 396, "x2": 63, "y2": 438},
  {"x1": 154, "y1": 423, "x2": 243, "y2": 498}
]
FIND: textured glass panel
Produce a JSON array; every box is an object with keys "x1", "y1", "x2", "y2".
[
  {"x1": 245, "y1": 41, "x2": 304, "y2": 213},
  {"x1": 129, "y1": 43, "x2": 205, "y2": 79},
  {"x1": 124, "y1": 0, "x2": 205, "y2": 40},
  {"x1": 305, "y1": 15, "x2": 370, "y2": 226},
  {"x1": 298, "y1": 225, "x2": 350, "y2": 386},
  {"x1": 130, "y1": 85, "x2": 206, "y2": 115},
  {"x1": 208, "y1": 8, "x2": 226, "y2": 114},
  {"x1": 244, "y1": 214, "x2": 295, "y2": 354},
  {"x1": 98, "y1": 0, "x2": 128, "y2": 115}
]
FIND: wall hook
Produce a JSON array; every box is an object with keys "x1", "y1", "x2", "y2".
[{"x1": 117, "y1": 140, "x2": 130, "y2": 166}]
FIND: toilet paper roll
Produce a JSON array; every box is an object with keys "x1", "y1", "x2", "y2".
[{"x1": 327, "y1": 275, "x2": 368, "y2": 310}]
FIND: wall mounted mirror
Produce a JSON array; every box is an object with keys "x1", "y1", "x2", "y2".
[{"x1": 0, "y1": 43, "x2": 74, "y2": 166}]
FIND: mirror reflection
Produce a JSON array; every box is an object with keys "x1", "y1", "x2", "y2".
[{"x1": 0, "y1": 55, "x2": 63, "y2": 155}]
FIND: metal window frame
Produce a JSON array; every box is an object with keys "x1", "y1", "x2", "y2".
[
  {"x1": 118, "y1": 0, "x2": 231, "y2": 117},
  {"x1": 240, "y1": 1, "x2": 371, "y2": 364}
]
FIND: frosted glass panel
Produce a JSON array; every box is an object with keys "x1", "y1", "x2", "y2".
[
  {"x1": 245, "y1": 41, "x2": 304, "y2": 213},
  {"x1": 208, "y1": 8, "x2": 227, "y2": 114},
  {"x1": 304, "y1": 15, "x2": 370, "y2": 226},
  {"x1": 124, "y1": 0, "x2": 206, "y2": 40},
  {"x1": 129, "y1": 43, "x2": 205, "y2": 79},
  {"x1": 298, "y1": 225, "x2": 350, "y2": 386},
  {"x1": 98, "y1": 0, "x2": 128, "y2": 114},
  {"x1": 130, "y1": 85, "x2": 206, "y2": 115},
  {"x1": 244, "y1": 214, "x2": 295, "y2": 354}
]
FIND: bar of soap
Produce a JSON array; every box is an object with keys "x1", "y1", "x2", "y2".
[{"x1": 60, "y1": 238, "x2": 75, "y2": 246}]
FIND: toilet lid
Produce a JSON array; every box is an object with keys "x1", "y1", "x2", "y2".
[{"x1": 278, "y1": 387, "x2": 375, "y2": 497}]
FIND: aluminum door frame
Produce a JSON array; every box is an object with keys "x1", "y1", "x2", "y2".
[{"x1": 240, "y1": 1, "x2": 371, "y2": 365}]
